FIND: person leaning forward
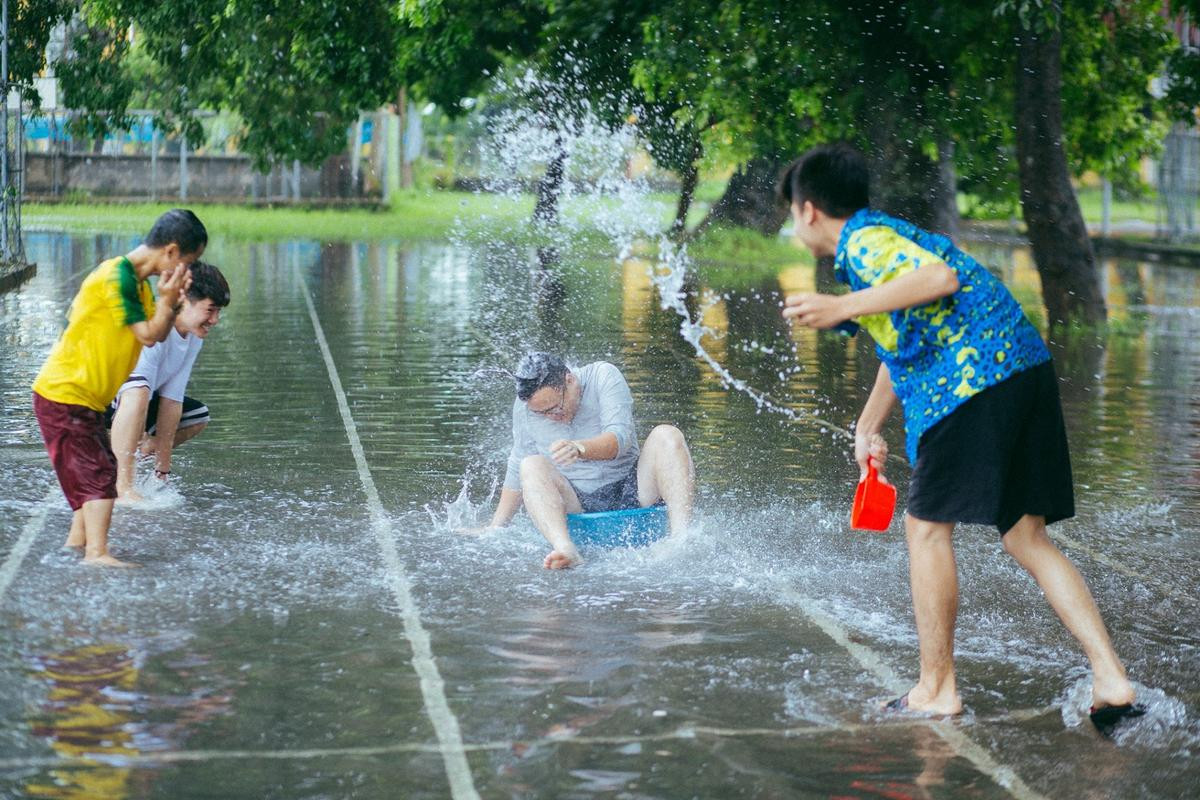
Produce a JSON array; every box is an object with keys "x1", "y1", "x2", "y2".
[{"x1": 468, "y1": 352, "x2": 695, "y2": 569}]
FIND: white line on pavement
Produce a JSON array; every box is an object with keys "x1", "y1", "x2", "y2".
[
  {"x1": 0, "y1": 486, "x2": 61, "y2": 604},
  {"x1": 297, "y1": 269, "x2": 480, "y2": 800},
  {"x1": 775, "y1": 586, "x2": 1050, "y2": 800}
]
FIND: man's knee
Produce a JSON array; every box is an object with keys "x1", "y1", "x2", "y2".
[
  {"x1": 1001, "y1": 516, "x2": 1049, "y2": 559},
  {"x1": 647, "y1": 424, "x2": 688, "y2": 453},
  {"x1": 519, "y1": 454, "x2": 555, "y2": 483},
  {"x1": 905, "y1": 515, "x2": 953, "y2": 548},
  {"x1": 179, "y1": 421, "x2": 207, "y2": 442}
]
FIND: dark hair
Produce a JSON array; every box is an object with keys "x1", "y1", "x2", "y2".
[
  {"x1": 513, "y1": 351, "x2": 567, "y2": 401},
  {"x1": 779, "y1": 143, "x2": 870, "y2": 218},
  {"x1": 145, "y1": 208, "x2": 208, "y2": 255},
  {"x1": 186, "y1": 261, "x2": 231, "y2": 307}
]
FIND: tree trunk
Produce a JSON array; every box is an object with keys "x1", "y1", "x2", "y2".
[
  {"x1": 671, "y1": 154, "x2": 700, "y2": 240},
  {"x1": 1014, "y1": 14, "x2": 1106, "y2": 325},
  {"x1": 700, "y1": 155, "x2": 790, "y2": 236},
  {"x1": 533, "y1": 135, "x2": 567, "y2": 227},
  {"x1": 856, "y1": 0, "x2": 959, "y2": 238},
  {"x1": 866, "y1": 132, "x2": 960, "y2": 239},
  {"x1": 398, "y1": 87, "x2": 414, "y2": 190}
]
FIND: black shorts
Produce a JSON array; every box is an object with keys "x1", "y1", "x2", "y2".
[
  {"x1": 104, "y1": 392, "x2": 210, "y2": 435},
  {"x1": 907, "y1": 360, "x2": 1074, "y2": 534},
  {"x1": 572, "y1": 467, "x2": 643, "y2": 513}
]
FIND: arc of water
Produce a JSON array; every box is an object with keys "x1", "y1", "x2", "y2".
[{"x1": 647, "y1": 237, "x2": 855, "y2": 442}]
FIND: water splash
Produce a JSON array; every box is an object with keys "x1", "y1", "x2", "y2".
[
  {"x1": 467, "y1": 70, "x2": 853, "y2": 444},
  {"x1": 424, "y1": 475, "x2": 498, "y2": 532},
  {"x1": 114, "y1": 473, "x2": 185, "y2": 511},
  {"x1": 646, "y1": 236, "x2": 853, "y2": 441},
  {"x1": 1061, "y1": 678, "x2": 1195, "y2": 748}
]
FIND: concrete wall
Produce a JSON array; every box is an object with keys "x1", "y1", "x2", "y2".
[{"x1": 26, "y1": 152, "x2": 360, "y2": 201}]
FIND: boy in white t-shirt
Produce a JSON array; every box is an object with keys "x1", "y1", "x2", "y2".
[{"x1": 106, "y1": 261, "x2": 230, "y2": 501}]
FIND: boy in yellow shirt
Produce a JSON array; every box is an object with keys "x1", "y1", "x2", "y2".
[{"x1": 32, "y1": 209, "x2": 207, "y2": 567}]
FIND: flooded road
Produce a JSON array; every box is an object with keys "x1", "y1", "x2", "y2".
[{"x1": 1, "y1": 227, "x2": 1198, "y2": 799}]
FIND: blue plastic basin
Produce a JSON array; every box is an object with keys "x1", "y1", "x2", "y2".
[{"x1": 566, "y1": 505, "x2": 669, "y2": 549}]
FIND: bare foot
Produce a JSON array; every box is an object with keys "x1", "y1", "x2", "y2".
[
  {"x1": 83, "y1": 553, "x2": 141, "y2": 568},
  {"x1": 886, "y1": 686, "x2": 963, "y2": 716},
  {"x1": 543, "y1": 549, "x2": 583, "y2": 570},
  {"x1": 1091, "y1": 676, "x2": 1136, "y2": 711},
  {"x1": 115, "y1": 488, "x2": 146, "y2": 506}
]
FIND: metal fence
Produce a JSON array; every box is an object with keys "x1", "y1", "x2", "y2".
[{"x1": 1157, "y1": 123, "x2": 1200, "y2": 241}]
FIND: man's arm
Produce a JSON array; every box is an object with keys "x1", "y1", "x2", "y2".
[
  {"x1": 111, "y1": 387, "x2": 151, "y2": 497},
  {"x1": 549, "y1": 432, "x2": 618, "y2": 466},
  {"x1": 129, "y1": 266, "x2": 189, "y2": 345},
  {"x1": 151, "y1": 398, "x2": 184, "y2": 478},
  {"x1": 854, "y1": 363, "x2": 897, "y2": 479},
  {"x1": 783, "y1": 262, "x2": 960, "y2": 329}
]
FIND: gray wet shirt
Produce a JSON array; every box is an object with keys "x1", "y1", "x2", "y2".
[{"x1": 502, "y1": 361, "x2": 639, "y2": 494}]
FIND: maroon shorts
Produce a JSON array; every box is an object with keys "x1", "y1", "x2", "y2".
[{"x1": 33, "y1": 392, "x2": 118, "y2": 510}]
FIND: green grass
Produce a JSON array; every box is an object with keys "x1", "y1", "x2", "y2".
[
  {"x1": 25, "y1": 191, "x2": 536, "y2": 242},
  {"x1": 685, "y1": 225, "x2": 810, "y2": 288},
  {"x1": 961, "y1": 186, "x2": 1169, "y2": 228},
  {"x1": 1074, "y1": 186, "x2": 1161, "y2": 226},
  {"x1": 25, "y1": 190, "x2": 809, "y2": 291}
]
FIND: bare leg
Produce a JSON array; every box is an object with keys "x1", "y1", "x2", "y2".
[
  {"x1": 172, "y1": 421, "x2": 206, "y2": 448},
  {"x1": 519, "y1": 455, "x2": 584, "y2": 569},
  {"x1": 110, "y1": 387, "x2": 150, "y2": 501},
  {"x1": 79, "y1": 498, "x2": 138, "y2": 568},
  {"x1": 903, "y1": 514, "x2": 963, "y2": 715},
  {"x1": 64, "y1": 510, "x2": 85, "y2": 549},
  {"x1": 1002, "y1": 515, "x2": 1135, "y2": 710},
  {"x1": 636, "y1": 425, "x2": 694, "y2": 535}
]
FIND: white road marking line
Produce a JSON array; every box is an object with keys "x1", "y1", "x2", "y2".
[
  {"x1": 0, "y1": 486, "x2": 61, "y2": 604},
  {"x1": 297, "y1": 270, "x2": 480, "y2": 800},
  {"x1": 775, "y1": 587, "x2": 1050, "y2": 800},
  {"x1": 0, "y1": 707, "x2": 1061, "y2": 771}
]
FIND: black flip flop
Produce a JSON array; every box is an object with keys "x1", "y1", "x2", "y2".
[
  {"x1": 1089, "y1": 703, "x2": 1146, "y2": 737},
  {"x1": 884, "y1": 693, "x2": 909, "y2": 712}
]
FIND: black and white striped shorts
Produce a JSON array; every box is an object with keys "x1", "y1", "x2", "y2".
[{"x1": 104, "y1": 391, "x2": 210, "y2": 434}]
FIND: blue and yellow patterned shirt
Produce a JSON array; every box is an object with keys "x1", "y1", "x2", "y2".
[{"x1": 834, "y1": 209, "x2": 1050, "y2": 462}]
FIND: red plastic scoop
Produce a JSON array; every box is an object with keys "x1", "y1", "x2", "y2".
[{"x1": 851, "y1": 462, "x2": 896, "y2": 531}]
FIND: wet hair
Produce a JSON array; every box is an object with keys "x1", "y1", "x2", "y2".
[
  {"x1": 185, "y1": 261, "x2": 231, "y2": 307},
  {"x1": 513, "y1": 351, "x2": 567, "y2": 401},
  {"x1": 145, "y1": 208, "x2": 208, "y2": 255},
  {"x1": 779, "y1": 142, "x2": 870, "y2": 218}
]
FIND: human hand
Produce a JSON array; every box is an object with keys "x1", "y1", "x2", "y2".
[
  {"x1": 549, "y1": 439, "x2": 584, "y2": 467},
  {"x1": 854, "y1": 432, "x2": 889, "y2": 481},
  {"x1": 157, "y1": 265, "x2": 192, "y2": 308},
  {"x1": 782, "y1": 292, "x2": 848, "y2": 329}
]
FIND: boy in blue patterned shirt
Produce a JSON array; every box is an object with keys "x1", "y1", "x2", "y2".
[{"x1": 780, "y1": 143, "x2": 1140, "y2": 734}]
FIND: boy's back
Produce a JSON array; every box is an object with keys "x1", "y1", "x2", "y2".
[
  {"x1": 834, "y1": 208, "x2": 1050, "y2": 461},
  {"x1": 33, "y1": 256, "x2": 155, "y2": 411}
]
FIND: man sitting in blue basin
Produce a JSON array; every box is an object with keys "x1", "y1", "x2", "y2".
[{"x1": 470, "y1": 352, "x2": 694, "y2": 569}]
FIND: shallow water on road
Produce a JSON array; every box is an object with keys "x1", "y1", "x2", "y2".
[{"x1": 1, "y1": 228, "x2": 1198, "y2": 799}]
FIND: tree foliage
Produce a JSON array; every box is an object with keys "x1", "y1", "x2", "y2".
[
  {"x1": 5, "y1": 0, "x2": 76, "y2": 109},
  {"x1": 55, "y1": 1, "x2": 402, "y2": 168}
]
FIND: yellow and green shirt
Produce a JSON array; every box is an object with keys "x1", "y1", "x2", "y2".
[
  {"x1": 834, "y1": 209, "x2": 1050, "y2": 462},
  {"x1": 32, "y1": 256, "x2": 155, "y2": 411}
]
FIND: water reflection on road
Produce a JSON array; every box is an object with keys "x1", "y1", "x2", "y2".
[{"x1": 0, "y1": 229, "x2": 1197, "y2": 799}]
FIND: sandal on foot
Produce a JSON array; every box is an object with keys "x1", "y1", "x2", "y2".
[
  {"x1": 1089, "y1": 703, "x2": 1146, "y2": 737},
  {"x1": 884, "y1": 693, "x2": 909, "y2": 712}
]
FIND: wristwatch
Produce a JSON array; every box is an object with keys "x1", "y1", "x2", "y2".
[{"x1": 573, "y1": 441, "x2": 586, "y2": 457}]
